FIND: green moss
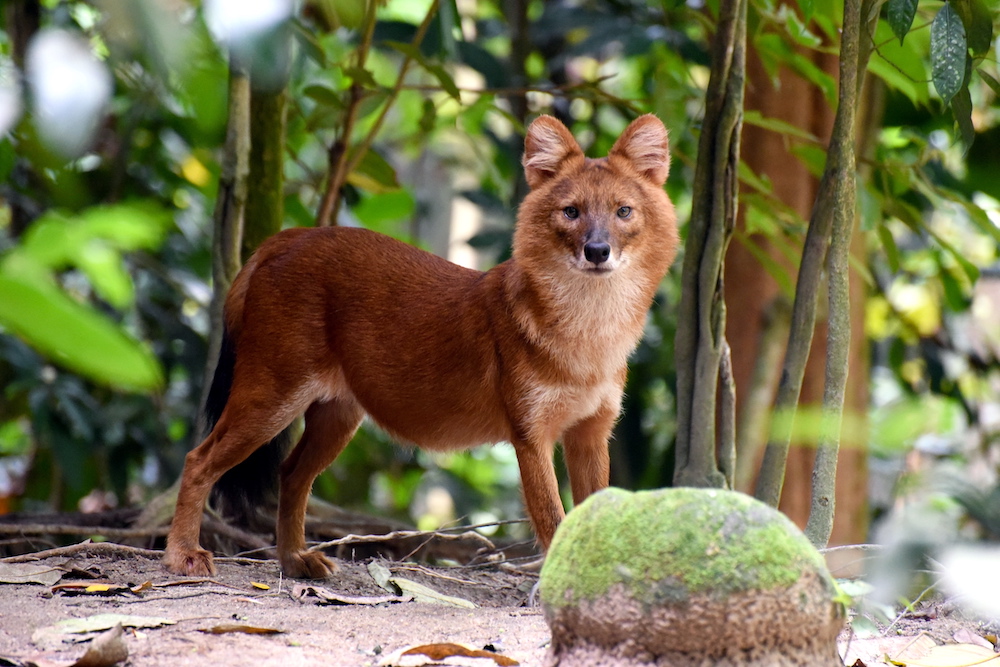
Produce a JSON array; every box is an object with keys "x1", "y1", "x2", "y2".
[{"x1": 539, "y1": 487, "x2": 830, "y2": 608}]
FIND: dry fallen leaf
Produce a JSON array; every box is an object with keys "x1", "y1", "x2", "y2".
[
  {"x1": 50, "y1": 582, "x2": 130, "y2": 597},
  {"x1": 841, "y1": 633, "x2": 936, "y2": 667},
  {"x1": 71, "y1": 624, "x2": 128, "y2": 667},
  {"x1": 0, "y1": 563, "x2": 63, "y2": 586},
  {"x1": 952, "y1": 630, "x2": 993, "y2": 650},
  {"x1": 378, "y1": 642, "x2": 518, "y2": 666},
  {"x1": 902, "y1": 644, "x2": 1000, "y2": 667},
  {"x1": 31, "y1": 613, "x2": 174, "y2": 650},
  {"x1": 389, "y1": 578, "x2": 476, "y2": 609},
  {"x1": 250, "y1": 582, "x2": 270, "y2": 590},
  {"x1": 196, "y1": 625, "x2": 283, "y2": 636},
  {"x1": 129, "y1": 581, "x2": 153, "y2": 594},
  {"x1": 367, "y1": 562, "x2": 476, "y2": 608},
  {"x1": 291, "y1": 583, "x2": 411, "y2": 606}
]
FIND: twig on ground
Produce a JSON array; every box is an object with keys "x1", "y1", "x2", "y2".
[
  {"x1": 0, "y1": 524, "x2": 169, "y2": 539},
  {"x1": 309, "y1": 527, "x2": 495, "y2": 552},
  {"x1": 1, "y1": 540, "x2": 162, "y2": 563},
  {"x1": 818, "y1": 543, "x2": 884, "y2": 555}
]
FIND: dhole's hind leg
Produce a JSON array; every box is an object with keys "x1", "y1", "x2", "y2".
[
  {"x1": 163, "y1": 412, "x2": 294, "y2": 576},
  {"x1": 165, "y1": 394, "x2": 308, "y2": 576},
  {"x1": 276, "y1": 399, "x2": 364, "y2": 578}
]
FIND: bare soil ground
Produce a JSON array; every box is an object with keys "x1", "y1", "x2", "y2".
[
  {"x1": 0, "y1": 547, "x2": 549, "y2": 666},
  {"x1": 0, "y1": 543, "x2": 997, "y2": 667}
]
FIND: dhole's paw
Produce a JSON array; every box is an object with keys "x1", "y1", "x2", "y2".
[
  {"x1": 280, "y1": 549, "x2": 338, "y2": 579},
  {"x1": 163, "y1": 546, "x2": 216, "y2": 576}
]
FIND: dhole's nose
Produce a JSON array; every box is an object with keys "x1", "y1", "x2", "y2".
[{"x1": 584, "y1": 242, "x2": 611, "y2": 265}]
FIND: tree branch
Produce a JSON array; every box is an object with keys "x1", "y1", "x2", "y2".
[
  {"x1": 316, "y1": 0, "x2": 377, "y2": 228},
  {"x1": 316, "y1": 0, "x2": 440, "y2": 226}
]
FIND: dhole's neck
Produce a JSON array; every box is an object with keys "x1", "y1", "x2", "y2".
[{"x1": 499, "y1": 259, "x2": 652, "y2": 375}]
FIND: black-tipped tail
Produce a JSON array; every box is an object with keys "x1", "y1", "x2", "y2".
[{"x1": 205, "y1": 326, "x2": 293, "y2": 528}]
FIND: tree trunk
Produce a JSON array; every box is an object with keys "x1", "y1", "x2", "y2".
[
  {"x1": 199, "y1": 63, "x2": 250, "y2": 414},
  {"x1": 727, "y1": 47, "x2": 869, "y2": 548},
  {"x1": 242, "y1": 87, "x2": 287, "y2": 262},
  {"x1": 672, "y1": 0, "x2": 747, "y2": 490}
]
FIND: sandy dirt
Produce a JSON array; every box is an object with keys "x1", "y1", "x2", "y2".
[
  {"x1": 0, "y1": 547, "x2": 997, "y2": 667},
  {"x1": 0, "y1": 550, "x2": 550, "y2": 666}
]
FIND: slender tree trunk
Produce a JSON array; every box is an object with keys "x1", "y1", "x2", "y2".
[
  {"x1": 199, "y1": 63, "x2": 250, "y2": 413},
  {"x1": 672, "y1": 0, "x2": 747, "y2": 489},
  {"x1": 728, "y1": 28, "x2": 872, "y2": 547},
  {"x1": 5, "y1": 0, "x2": 41, "y2": 237},
  {"x1": 242, "y1": 87, "x2": 287, "y2": 262}
]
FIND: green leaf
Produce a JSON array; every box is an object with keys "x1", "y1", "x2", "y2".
[
  {"x1": 939, "y1": 267, "x2": 970, "y2": 311},
  {"x1": 21, "y1": 203, "x2": 168, "y2": 270},
  {"x1": 0, "y1": 273, "x2": 163, "y2": 392},
  {"x1": 790, "y1": 144, "x2": 827, "y2": 178},
  {"x1": 77, "y1": 243, "x2": 134, "y2": 309},
  {"x1": 886, "y1": 0, "x2": 918, "y2": 44},
  {"x1": 310, "y1": 0, "x2": 366, "y2": 29},
  {"x1": 951, "y1": 84, "x2": 975, "y2": 147},
  {"x1": 952, "y1": 0, "x2": 993, "y2": 55},
  {"x1": 876, "y1": 224, "x2": 901, "y2": 273},
  {"x1": 743, "y1": 110, "x2": 819, "y2": 142},
  {"x1": 342, "y1": 66, "x2": 377, "y2": 89},
  {"x1": 927, "y1": 226, "x2": 980, "y2": 284},
  {"x1": 734, "y1": 229, "x2": 796, "y2": 299},
  {"x1": 979, "y1": 68, "x2": 1000, "y2": 96},
  {"x1": 347, "y1": 148, "x2": 400, "y2": 193},
  {"x1": 419, "y1": 97, "x2": 437, "y2": 134},
  {"x1": 352, "y1": 190, "x2": 416, "y2": 229},
  {"x1": 384, "y1": 41, "x2": 461, "y2": 100},
  {"x1": 0, "y1": 139, "x2": 14, "y2": 185},
  {"x1": 796, "y1": 0, "x2": 815, "y2": 24},
  {"x1": 303, "y1": 83, "x2": 345, "y2": 108},
  {"x1": 292, "y1": 18, "x2": 326, "y2": 65},
  {"x1": 868, "y1": 22, "x2": 930, "y2": 104},
  {"x1": 736, "y1": 161, "x2": 774, "y2": 195},
  {"x1": 956, "y1": 194, "x2": 1000, "y2": 244},
  {"x1": 930, "y1": 3, "x2": 968, "y2": 105}
]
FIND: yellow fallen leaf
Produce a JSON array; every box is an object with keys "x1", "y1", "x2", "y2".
[
  {"x1": 86, "y1": 584, "x2": 113, "y2": 593},
  {"x1": 251, "y1": 582, "x2": 270, "y2": 590},
  {"x1": 130, "y1": 581, "x2": 153, "y2": 594},
  {"x1": 903, "y1": 644, "x2": 1000, "y2": 667}
]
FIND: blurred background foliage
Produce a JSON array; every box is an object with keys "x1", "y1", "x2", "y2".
[{"x1": 0, "y1": 0, "x2": 998, "y2": 552}]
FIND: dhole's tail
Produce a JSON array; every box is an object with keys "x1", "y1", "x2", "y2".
[{"x1": 205, "y1": 326, "x2": 293, "y2": 527}]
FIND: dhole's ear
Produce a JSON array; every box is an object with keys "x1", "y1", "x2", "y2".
[
  {"x1": 522, "y1": 115, "x2": 584, "y2": 189},
  {"x1": 610, "y1": 114, "x2": 670, "y2": 186}
]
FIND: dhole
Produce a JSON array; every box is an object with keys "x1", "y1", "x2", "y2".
[{"x1": 164, "y1": 114, "x2": 679, "y2": 578}]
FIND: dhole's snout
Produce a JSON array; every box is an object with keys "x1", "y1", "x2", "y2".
[
  {"x1": 584, "y1": 241, "x2": 611, "y2": 265},
  {"x1": 578, "y1": 226, "x2": 618, "y2": 272}
]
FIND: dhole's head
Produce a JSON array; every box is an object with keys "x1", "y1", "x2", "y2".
[{"x1": 514, "y1": 115, "x2": 678, "y2": 282}]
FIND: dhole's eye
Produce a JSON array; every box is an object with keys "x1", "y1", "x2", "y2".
[
  {"x1": 563, "y1": 206, "x2": 579, "y2": 220},
  {"x1": 617, "y1": 206, "x2": 632, "y2": 219}
]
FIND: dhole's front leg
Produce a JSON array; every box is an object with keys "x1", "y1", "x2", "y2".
[
  {"x1": 513, "y1": 438, "x2": 565, "y2": 549},
  {"x1": 562, "y1": 406, "x2": 616, "y2": 504}
]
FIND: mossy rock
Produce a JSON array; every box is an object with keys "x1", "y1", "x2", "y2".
[{"x1": 539, "y1": 487, "x2": 844, "y2": 666}]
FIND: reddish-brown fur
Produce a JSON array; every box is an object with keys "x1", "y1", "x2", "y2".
[{"x1": 164, "y1": 115, "x2": 679, "y2": 578}]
